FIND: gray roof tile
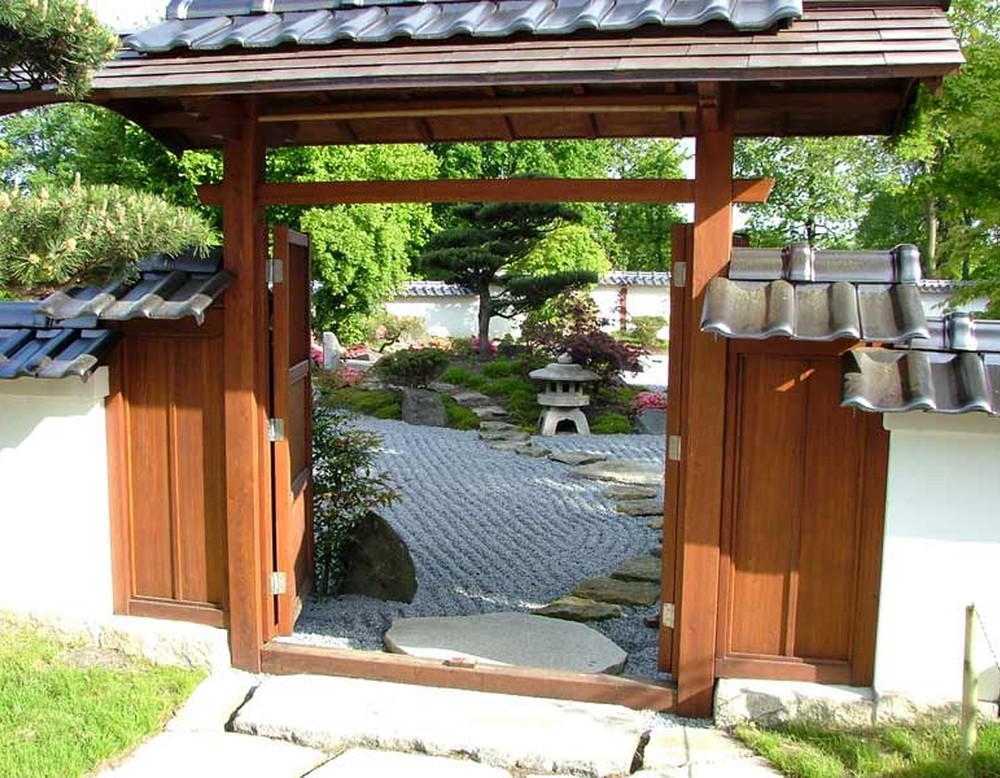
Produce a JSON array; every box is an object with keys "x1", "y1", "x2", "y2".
[
  {"x1": 842, "y1": 348, "x2": 1000, "y2": 416},
  {"x1": 131, "y1": 0, "x2": 803, "y2": 52},
  {"x1": 37, "y1": 247, "x2": 233, "y2": 326},
  {"x1": 0, "y1": 327, "x2": 118, "y2": 380},
  {"x1": 729, "y1": 244, "x2": 922, "y2": 284}
]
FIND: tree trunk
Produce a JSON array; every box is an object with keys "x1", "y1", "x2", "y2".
[
  {"x1": 925, "y1": 196, "x2": 938, "y2": 275},
  {"x1": 477, "y1": 282, "x2": 492, "y2": 359}
]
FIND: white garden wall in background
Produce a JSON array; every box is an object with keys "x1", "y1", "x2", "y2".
[
  {"x1": 385, "y1": 293, "x2": 518, "y2": 340},
  {"x1": 875, "y1": 412, "x2": 1000, "y2": 703},
  {"x1": 0, "y1": 369, "x2": 113, "y2": 618}
]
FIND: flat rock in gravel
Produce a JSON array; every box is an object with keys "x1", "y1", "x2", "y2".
[
  {"x1": 99, "y1": 732, "x2": 326, "y2": 778},
  {"x1": 232, "y1": 674, "x2": 647, "y2": 777},
  {"x1": 428, "y1": 381, "x2": 458, "y2": 394},
  {"x1": 518, "y1": 445, "x2": 551, "y2": 458},
  {"x1": 611, "y1": 555, "x2": 661, "y2": 583},
  {"x1": 312, "y1": 749, "x2": 512, "y2": 778},
  {"x1": 534, "y1": 596, "x2": 623, "y2": 622},
  {"x1": 649, "y1": 515, "x2": 664, "y2": 530},
  {"x1": 472, "y1": 405, "x2": 510, "y2": 419},
  {"x1": 479, "y1": 429, "x2": 531, "y2": 442},
  {"x1": 402, "y1": 388, "x2": 447, "y2": 427},
  {"x1": 547, "y1": 451, "x2": 607, "y2": 466},
  {"x1": 479, "y1": 420, "x2": 519, "y2": 431},
  {"x1": 384, "y1": 612, "x2": 626, "y2": 674},
  {"x1": 616, "y1": 498, "x2": 664, "y2": 517},
  {"x1": 572, "y1": 577, "x2": 660, "y2": 606},
  {"x1": 489, "y1": 440, "x2": 533, "y2": 453},
  {"x1": 572, "y1": 460, "x2": 662, "y2": 486},
  {"x1": 602, "y1": 484, "x2": 658, "y2": 500},
  {"x1": 454, "y1": 390, "x2": 494, "y2": 407}
]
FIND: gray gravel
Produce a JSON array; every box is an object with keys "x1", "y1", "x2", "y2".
[{"x1": 288, "y1": 418, "x2": 666, "y2": 678}]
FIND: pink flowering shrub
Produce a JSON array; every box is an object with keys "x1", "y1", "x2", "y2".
[
  {"x1": 331, "y1": 365, "x2": 365, "y2": 389},
  {"x1": 632, "y1": 391, "x2": 668, "y2": 412},
  {"x1": 310, "y1": 343, "x2": 325, "y2": 366},
  {"x1": 470, "y1": 336, "x2": 497, "y2": 356}
]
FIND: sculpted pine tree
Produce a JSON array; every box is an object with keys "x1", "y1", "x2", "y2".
[{"x1": 419, "y1": 202, "x2": 598, "y2": 357}]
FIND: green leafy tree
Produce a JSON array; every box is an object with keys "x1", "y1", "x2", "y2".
[
  {"x1": 734, "y1": 136, "x2": 900, "y2": 248},
  {"x1": 605, "y1": 139, "x2": 687, "y2": 270},
  {"x1": 268, "y1": 144, "x2": 439, "y2": 342},
  {"x1": 419, "y1": 201, "x2": 597, "y2": 357},
  {"x1": 0, "y1": 0, "x2": 117, "y2": 99},
  {"x1": 0, "y1": 183, "x2": 215, "y2": 297}
]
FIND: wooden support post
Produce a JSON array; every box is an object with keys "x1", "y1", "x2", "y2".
[
  {"x1": 674, "y1": 84, "x2": 735, "y2": 718},
  {"x1": 221, "y1": 100, "x2": 269, "y2": 671},
  {"x1": 962, "y1": 603, "x2": 979, "y2": 753}
]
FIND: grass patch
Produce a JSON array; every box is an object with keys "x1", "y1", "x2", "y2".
[
  {"x1": 735, "y1": 720, "x2": 1000, "y2": 778},
  {"x1": 0, "y1": 625, "x2": 203, "y2": 778},
  {"x1": 481, "y1": 358, "x2": 522, "y2": 378},
  {"x1": 439, "y1": 366, "x2": 488, "y2": 390},
  {"x1": 443, "y1": 398, "x2": 481, "y2": 430},
  {"x1": 323, "y1": 387, "x2": 402, "y2": 420}
]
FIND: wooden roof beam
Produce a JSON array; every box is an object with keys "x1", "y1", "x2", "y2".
[{"x1": 197, "y1": 178, "x2": 773, "y2": 207}]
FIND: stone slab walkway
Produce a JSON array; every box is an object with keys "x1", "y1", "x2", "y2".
[{"x1": 104, "y1": 671, "x2": 780, "y2": 778}]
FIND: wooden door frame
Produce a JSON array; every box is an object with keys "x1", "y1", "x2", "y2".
[{"x1": 714, "y1": 340, "x2": 889, "y2": 687}]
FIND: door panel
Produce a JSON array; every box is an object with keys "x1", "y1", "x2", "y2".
[
  {"x1": 271, "y1": 225, "x2": 314, "y2": 636},
  {"x1": 718, "y1": 344, "x2": 887, "y2": 685}
]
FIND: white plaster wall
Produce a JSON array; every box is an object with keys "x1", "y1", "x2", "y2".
[
  {"x1": 0, "y1": 369, "x2": 113, "y2": 618},
  {"x1": 386, "y1": 283, "x2": 670, "y2": 343},
  {"x1": 875, "y1": 412, "x2": 1000, "y2": 702}
]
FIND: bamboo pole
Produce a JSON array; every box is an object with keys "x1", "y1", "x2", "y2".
[{"x1": 962, "y1": 603, "x2": 978, "y2": 754}]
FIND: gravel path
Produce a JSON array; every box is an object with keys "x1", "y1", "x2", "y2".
[{"x1": 288, "y1": 418, "x2": 666, "y2": 678}]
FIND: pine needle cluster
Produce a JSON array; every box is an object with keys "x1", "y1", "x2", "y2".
[
  {"x1": 0, "y1": 0, "x2": 118, "y2": 99},
  {"x1": 0, "y1": 183, "x2": 217, "y2": 297}
]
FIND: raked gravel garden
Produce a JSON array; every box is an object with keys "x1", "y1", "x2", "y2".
[{"x1": 286, "y1": 416, "x2": 667, "y2": 678}]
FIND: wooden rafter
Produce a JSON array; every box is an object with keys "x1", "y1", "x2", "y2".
[{"x1": 197, "y1": 178, "x2": 774, "y2": 207}]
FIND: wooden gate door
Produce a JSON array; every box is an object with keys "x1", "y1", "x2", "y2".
[
  {"x1": 271, "y1": 225, "x2": 314, "y2": 636},
  {"x1": 716, "y1": 342, "x2": 888, "y2": 685}
]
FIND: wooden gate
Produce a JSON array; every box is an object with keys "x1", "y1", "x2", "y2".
[
  {"x1": 270, "y1": 225, "x2": 314, "y2": 636},
  {"x1": 716, "y1": 341, "x2": 888, "y2": 685}
]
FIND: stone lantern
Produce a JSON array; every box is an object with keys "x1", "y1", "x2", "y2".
[{"x1": 529, "y1": 353, "x2": 600, "y2": 435}]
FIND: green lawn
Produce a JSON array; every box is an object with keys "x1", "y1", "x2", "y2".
[
  {"x1": 0, "y1": 624, "x2": 204, "y2": 778},
  {"x1": 735, "y1": 720, "x2": 1000, "y2": 778}
]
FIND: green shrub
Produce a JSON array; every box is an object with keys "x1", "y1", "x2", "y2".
[
  {"x1": 444, "y1": 399, "x2": 480, "y2": 430},
  {"x1": 482, "y1": 358, "x2": 521, "y2": 378},
  {"x1": 618, "y1": 315, "x2": 668, "y2": 351},
  {"x1": 322, "y1": 386, "x2": 402, "y2": 419},
  {"x1": 590, "y1": 412, "x2": 633, "y2": 434},
  {"x1": 375, "y1": 347, "x2": 449, "y2": 388},
  {"x1": 439, "y1": 366, "x2": 487, "y2": 390},
  {"x1": 363, "y1": 311, "x2": 426, "y2": 351},
  {"x1": 311, "y1": 409, "x2": 399, "y2": 595}
]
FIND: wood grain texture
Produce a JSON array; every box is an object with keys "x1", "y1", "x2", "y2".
[
  {"x1": 222, "y1": 102, "x2": 269, "y2": 671},
  {"x1": 261, "y1": 643, "x2": 677, "y2": 712},
  {"x1": 674, "y1": 84, "x2": 734, "y2": 718},
  {"x1": 198, "y1": 178, "x2": 774, "y2": 207}
]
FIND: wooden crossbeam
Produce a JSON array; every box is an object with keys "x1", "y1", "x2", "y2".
[{"x1": 197, "y1": 178, "x2": 773, "y2": 207}]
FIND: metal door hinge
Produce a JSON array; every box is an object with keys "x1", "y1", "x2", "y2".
[
  {"x1": 267, "y1": 418, "x2": 285, "y2": 442},
  {"x1": 271, "y1": 571, "x2": 287, "y2": 595},
  {"x1": 267, "y1": 258, "x2": 284, "y2": 285},
  {"x1": 662, "y1": 603, "x2": 676, "y2": 629},
  {"x1": 673, "y1": 261, "x2": 686, "y2": 289},
  {"x1": 667, "y1": 435, "x2": 682, "y2": 462}
]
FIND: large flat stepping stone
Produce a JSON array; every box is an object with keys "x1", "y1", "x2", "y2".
[
  {"x1": 232, "y1": 675, "x2": 648, "y2": 777},
  {"x1": 603, "y1": 484, "x2": 658, "y2": 500},
  {"x1": 384, "y1": 612, "x2": 626, "y2": 674},
  {"x1": 480, "y1": 420, "x2": 519, "y2": 431},
  {"x1": 454, "y1": 390, "x2": 495, "y2": 407},
  {"x1": 480, "y1": 429, "x2": 531, "y2": 442},
  {"x1": 548, "y1": 450, "x2": 607, "y2": 466},
  {"x1": 573, "y1": 577, "x2": 660, "y2": 606},
  {"x1": 642, "y1": 726, "x2": 755, "y2": 770},
  {"x1": 312, "y1": 749, "x2": 512, "y2": 777},
  {"x1": 611, "y1": 555, "x2": 661, "y2": 583},
  {"x1": 534, "y1": 596, "x2": 623, "y2": 622},
  {"x1": 572, "y1": 460, "x2": 663, "y2": 487},
  {"x1": 472, "y1": 405, "x2": 511, "y2": 419},
  {"x1": 99, "y1": 732, "x2": 327, "y2": 778},
  {"x1": 649, "y1": 515, "x2": 663, "y2": 530},
  {"x1": 616, "y1": 498, "x2": 664, "y2": 517},
  {"x1": 490, "y1": 439, "x2": 533, "y2": 453}
]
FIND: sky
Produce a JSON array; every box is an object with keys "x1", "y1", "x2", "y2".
[{"x1": 86, "y1": 0, "x2": 167, "y2": 31}]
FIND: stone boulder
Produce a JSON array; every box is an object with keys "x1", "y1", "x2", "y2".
[
  {"x1": 402, "y1": 388, "x2": 448, "y2": 427},
  {"x1": 340, "y1": 512, "x2": 417, "y2": 603}
]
